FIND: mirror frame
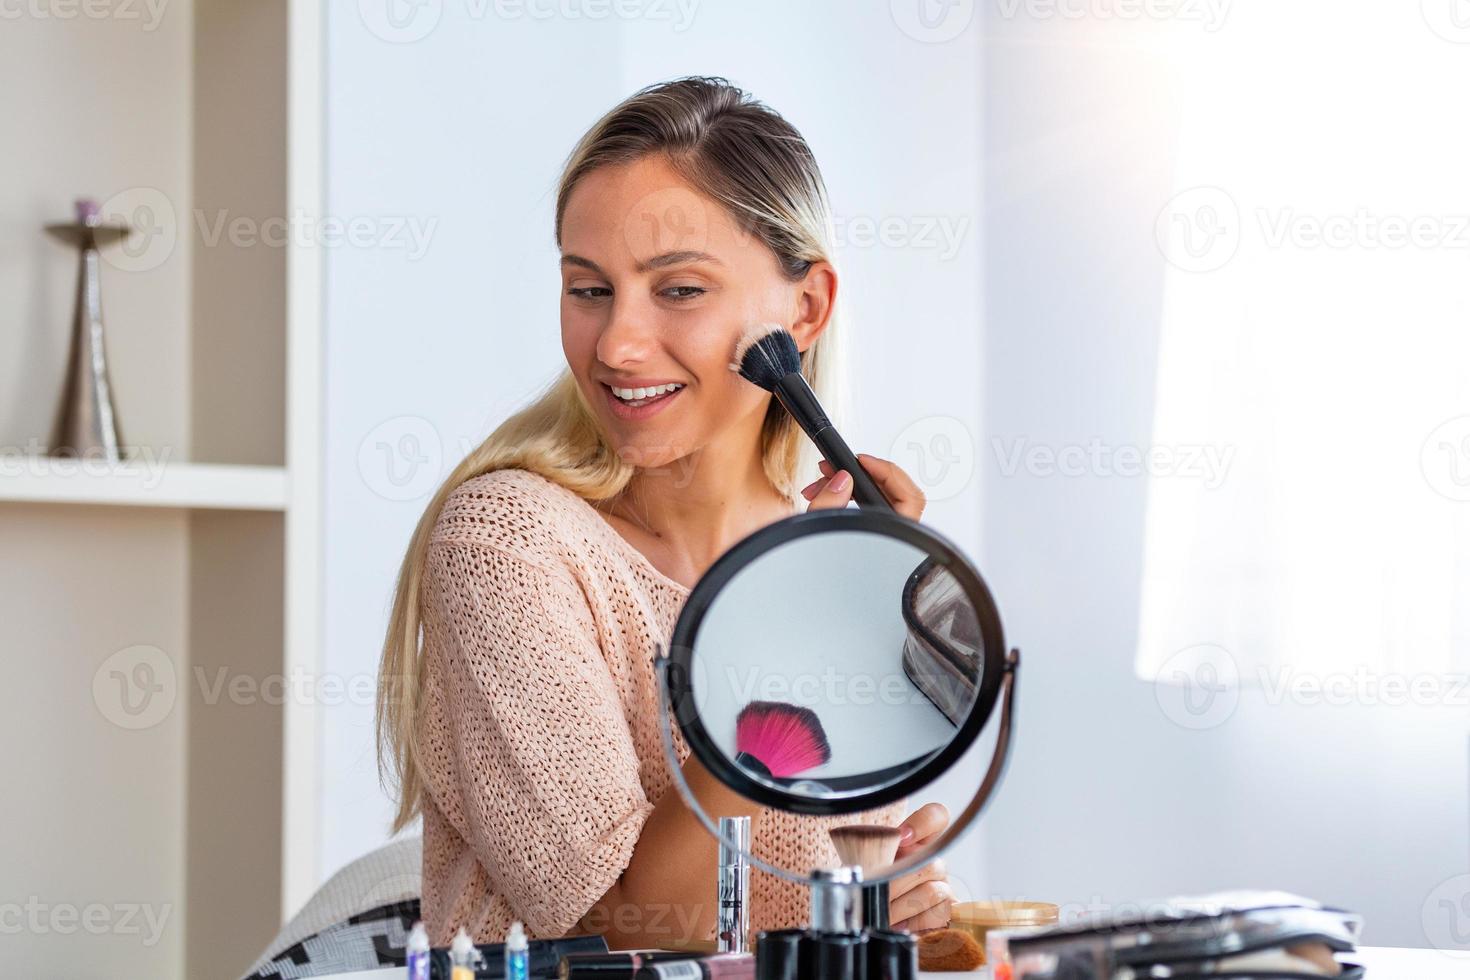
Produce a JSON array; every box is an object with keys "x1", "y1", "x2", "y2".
[{"x1": 665, "y1": 507, "x2": 1008, "y2": 817}]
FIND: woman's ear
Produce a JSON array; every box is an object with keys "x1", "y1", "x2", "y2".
[{"x1": 787, "y1": 260, "x2": 838, "y2": 353}]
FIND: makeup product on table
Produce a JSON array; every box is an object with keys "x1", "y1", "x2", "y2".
[
  {"x1": 452, "y1": 928, "x2": 485, "y2": 980},
  {"x1": 828, "y1": 824, "x2": 901, "y2": 931},
  {"x1": 729, "y1": 322, "x2": 892, "y2": 511},
  {"x1": 984, "y1": 892, "x2": 1364, "y2": 979},
  {"x1": 408, "y1": 920, "x2": 431, "y2": 980},
  {"x1": 732, "y1": 701, "x2": 830, "y2": 779},
  {"x1": 560, "y1": 951, "x2": 702, "y2": 979},
  {"x1": 636, "y1": 953, "x2": 754, "y2": 979},
  {"x1": 754, "y1": 930, "x2": 802, "y2": 980},
  {"x1": 504, "y1": 921, "x2": 530, "y2": 980},
  {"x1": 716, "y1": 816, "x2": 751, "y2": 954},
  {"x1": 432, "y1": 933, "x2": 606, "y2": 978},
  {"x1": 865, "y1": 929, "x2": 917, "y2": 980},
  {"x1": 949, "y1": 900, "x2": 1057, "y2": 952},
  {"x1": 915, "y1": 928, "x2": 985, "y2": 972}
]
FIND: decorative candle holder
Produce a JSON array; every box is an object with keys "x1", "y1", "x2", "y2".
[{"x1": 44, "y1": 198, "x2": 131, "y2": 461}]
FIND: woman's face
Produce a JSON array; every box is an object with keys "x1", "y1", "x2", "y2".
[{"x1": 559, "y1": 154, "x2": 826, "y2": 472}]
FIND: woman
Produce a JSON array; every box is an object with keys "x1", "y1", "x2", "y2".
[{"x1": 377, "y1": 76, "x2": 955, "y2": 950}]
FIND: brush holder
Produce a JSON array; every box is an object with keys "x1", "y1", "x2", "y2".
[{"x1": 654, "y1": 507, "x2": 1019, "y2": 976}]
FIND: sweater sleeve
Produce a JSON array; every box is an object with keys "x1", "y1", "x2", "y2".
[{"x1": 420, "y1": 534, "x2": 654, "y2": 938}]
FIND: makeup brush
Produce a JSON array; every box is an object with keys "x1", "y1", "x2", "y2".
[
  {"x1": 729, "y1": 322, "x2": 893, "y2": 511},
  {"x1": 733, "y1": 700, "x2": 832, "y2": 779},
  {"x1": 830, "y1": 825, "x2": 902, "y2": 931}
]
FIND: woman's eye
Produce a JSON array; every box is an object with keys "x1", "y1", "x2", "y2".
[
  {"x1": 566, "y1": 286, "x2": 611, "y2": 300},
  {"x1": 662, "y1": 285, "x2": 707, "y2": 300}
]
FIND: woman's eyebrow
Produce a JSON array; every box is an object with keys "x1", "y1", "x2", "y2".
[{"x1": 559, "y1": 250, "x2": 723, "y2": 275}]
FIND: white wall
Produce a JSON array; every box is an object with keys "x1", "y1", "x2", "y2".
[
  {"x1": 975, "y1": 5, "x2": 1468, "y2": 948},
  {"x1": 321, "y1": 0, "x2": 984, "y2": 888}
]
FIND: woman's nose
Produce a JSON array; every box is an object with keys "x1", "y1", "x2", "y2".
[{"x1": 596, "y1": 296, "x2": 659, "y2": 367}]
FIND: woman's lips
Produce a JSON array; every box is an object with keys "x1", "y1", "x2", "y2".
[{"x1": 603, "y1": 383, "x2": 684, "y2": 421}]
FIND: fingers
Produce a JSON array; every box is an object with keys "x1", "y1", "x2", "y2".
[
  {"x1": 802, "y1": 468, "x2": 853, "y2": 511},
  {"x1": 890, "y1": 878, "x2": 955, "y2": 932},
  {"x1": 895, "y1": 802, "x2": 950, "y2": 858},
  {"x1": 889, "y1": 858, "x2": 946, "y2": 901},
  {"x1": 809, "y1": 455, "x2": 926, "y2": 520}
]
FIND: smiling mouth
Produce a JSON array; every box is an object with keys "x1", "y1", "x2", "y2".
[
  {"x1": 607, "y1": 382, "x2": 684, "y2": 406},
  {"x1": 602, "y1": 382, "x2": 685, "y2": 418}
]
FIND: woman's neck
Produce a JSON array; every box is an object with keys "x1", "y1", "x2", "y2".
[{"x1": 599, "y1": 435, "x2": 797, "y2": 585}]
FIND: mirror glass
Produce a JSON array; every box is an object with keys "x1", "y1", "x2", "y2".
[{"x1": 669, "y1": 511, "x2": 1002, "y2": 814}]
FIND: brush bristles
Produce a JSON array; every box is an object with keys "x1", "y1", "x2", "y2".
[
  {"x1": 729, "y1": 322, "x2": 800, "y2": 391},
  {"x1": 734, "y1": 700, "x2": 831, "y2": 778},
  {"x1": 829, "y1": 825, "x2": 902, "y2": 872}
]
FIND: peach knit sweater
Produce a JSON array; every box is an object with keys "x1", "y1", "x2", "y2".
[{"x1": 417, "y1": 468, "x2": 905, "y2": 946}]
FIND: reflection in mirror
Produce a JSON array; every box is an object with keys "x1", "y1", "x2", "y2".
[{"x1": 688, "y1": 529, "x2": 986, "y2": 803}]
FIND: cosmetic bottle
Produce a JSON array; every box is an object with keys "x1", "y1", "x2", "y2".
[
  {"x1": 450, "y1": 926, "x2": 482, "y2": 980},
  {"x1": 406, "y1": 920, "x2": 430, "y2": 980},
  {"x1": 504, "y1": 920, "x2": 529, "y2": 980},
  {"x1": 800, "y1": 868, "x2": 868, "y2": 980},
  {"x1": 716, "y1": 816, "x2": 751, "y2": 954}
]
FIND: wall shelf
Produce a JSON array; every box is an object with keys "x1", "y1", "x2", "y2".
[{"x1": 0, "y1": 460, "x2": 288, "y2": 511}]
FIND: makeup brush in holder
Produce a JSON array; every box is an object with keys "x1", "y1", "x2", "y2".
[
  {"x1": 829, "y1": 824, "x2": 902, "y2": 931},
  {"x1": 733, "y1": 700, "x2": 832, "y2": 779},
  {"x1": 730, "y1": 322, "x2": 893, "y2": 511}
]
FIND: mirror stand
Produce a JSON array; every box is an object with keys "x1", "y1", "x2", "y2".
[{"x1": 654, "y1": 646, "x2": 1021, "y2": 977}]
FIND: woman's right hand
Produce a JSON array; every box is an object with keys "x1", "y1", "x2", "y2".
[
  {"x1": 800, "y1": 453, "x2": 927, "y2": 521},
  {"x1": 887, "y1": 802, "x2": 955, "y2": 931}
]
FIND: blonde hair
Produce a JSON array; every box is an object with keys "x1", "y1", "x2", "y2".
[{"x1": 377, "y1": 76, "x2": 848, "y2": 832}]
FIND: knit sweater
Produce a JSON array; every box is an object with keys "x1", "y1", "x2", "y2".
[{"x1": 417, "y1": 467, "x2": 905, "y2": 947}]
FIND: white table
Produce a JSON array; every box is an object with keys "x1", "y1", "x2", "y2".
[{"x1": 319, "y1": 945, "x2": 1465, "y2": 979}]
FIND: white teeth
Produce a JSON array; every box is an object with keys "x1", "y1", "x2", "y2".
[{"x1": 611, "y1": 382, "x2": 683, "y2": 401}]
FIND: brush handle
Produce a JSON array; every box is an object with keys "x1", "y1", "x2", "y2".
[{"x1": 772, "y1": 374, "x2": 893, "y2": 512}]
